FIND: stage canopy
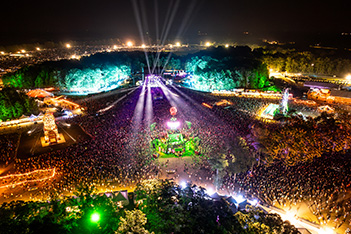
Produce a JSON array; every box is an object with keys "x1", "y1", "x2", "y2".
[
  {"x1": 318, "y1": 105, "x2": 334, "y2": 114},
  {"x1": 27, "y1": 89, "x2": 54, "y2": 98}
]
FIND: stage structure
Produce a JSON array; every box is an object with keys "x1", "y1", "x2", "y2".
[
  {"x1": 278, "y1": 88, "x2": 290, "y2": 115},
  {"x1": 41, "y1": 113, "x2": 65, "y2": 147},
  {"x1": 150, "y1": 107, "x2": 200, "y2": 158},
  {"x1": 259, "y1": 88, "x2": 291, "y2": 120}
]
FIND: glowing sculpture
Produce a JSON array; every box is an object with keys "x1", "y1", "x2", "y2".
[
  {"x1": 279, "y1": 88, "x2": 289, "y2": 115},
  {"x1": 41, "y1": 113, "x2": 65, "y2": 146},
  {"x1": 170, "y1": 107, "x2": 177, "y2": 116}
]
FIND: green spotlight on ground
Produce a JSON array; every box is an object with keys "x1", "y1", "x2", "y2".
[{"x1": 91, "y1": 212, "x2": 100, "y2": 223}]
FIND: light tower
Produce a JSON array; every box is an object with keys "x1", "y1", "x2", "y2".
[{"x1": 279, "y1": 88, "x2": 290, "y2": 115}]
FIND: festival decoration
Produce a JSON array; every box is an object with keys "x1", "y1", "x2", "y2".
[
  {"x1": 170, "y1": 107, "x2": 177, "y2": 116},
  {"x1": 41, "y1": 113, "x2": 65, "y2": 146}
]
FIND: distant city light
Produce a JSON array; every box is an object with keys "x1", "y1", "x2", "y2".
[
  {"x1": 113, "y1": 45, "x2": 117, "y2": 49},
  {"x1": 205, "y1": 42, "x2": 211, "y2": 47},
  {"x1": 36, "y1": 47, "x2": 40, "y2": 51},
  {"x1": 66, "y1": 43, "x2": 71, "y2": 48},
  {"x1": 180, "y1": 181, "x2": 187, "y2": 189},
  {"x1": 0, "y1": 51, "x2": 4, "y2": 54},
  {"x1": 225, "y1": 44, "x2": 229, "y2": 48},
  {"x1": 126, "y1": 41, "x2": 133, "y2": 47},
  {"x1": 21, "y1": 49, "x2": 26, "y2": 53},
  {"x1": 170, "y1": 44, "x2": 173, "y2": 48},
  {"x1": 141, "y1": 44, "x2": 146, "y2": 48},
  {"x1": 346, "y1": 74, "x2": 351, "y2": 80},
  {"x1": 175, "y1": 42, "x2": 181, "y2": 47},
  {"x1": 70, "y1": 55, "x2": 80, "y2": 60}
]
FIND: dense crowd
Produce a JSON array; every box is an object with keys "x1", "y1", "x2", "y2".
[
  {"x1": 0, "y1": 133, "x2": 19, "y2": 167},
  {"x1": 225, "y1": 153, "x2": 351, "y2": 231},
  {"x1": 11, "y1": 89, "x2": 159, "y2": 200},
  {"x1": 1, "y1": 85, "x2": 351, "y2": 233},
  {"x1": 179, "y1": 88, "x2": 351, "y2": 232}
]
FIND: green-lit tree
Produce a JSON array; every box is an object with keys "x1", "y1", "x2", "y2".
[
  {"x1": 117, "y1": 209, "x2": 153, "y2": 234},
  {"x1": 0, "y1": 86, "x2": 38, "y2": 121}
]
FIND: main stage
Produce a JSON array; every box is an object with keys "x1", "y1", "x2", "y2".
[{"x1": 150, "y1": 107, "x2": 201, "y2": 158}]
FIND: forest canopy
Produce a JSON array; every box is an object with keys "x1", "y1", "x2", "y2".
[{"x1": 2, "y1": 48, "x2": 272, "y2": 92}]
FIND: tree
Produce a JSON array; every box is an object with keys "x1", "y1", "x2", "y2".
[
  {"x1": 208, "y1": 153, "x2": 229, "y2": 189},
  {"x1": 117, "y1": 209, "x2": 153, "y2": 234},
  {"x1": 0, "y1": 86, "x2": 38, "y2": 121},
  {"x1": 235, "y1": 206, "x2": 300, "y2": 234}
]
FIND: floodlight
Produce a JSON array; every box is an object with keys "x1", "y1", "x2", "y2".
[
  {"x1": 206, "y1": 188, "x2": 215, "y2": 196},
  {"x1": 319, "y1": 228, "x2": 334, "y2": 234},
  {"x1": 91, "y1": 212, "x2": 100, "y2": 223},
  {"x1": 235, "y1": 194, "x2": 245, "y2": 204}
]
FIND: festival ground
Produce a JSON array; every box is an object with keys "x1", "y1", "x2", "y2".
[{"x1": 0, "y1": 82, "x2": 348, "y2": 233}]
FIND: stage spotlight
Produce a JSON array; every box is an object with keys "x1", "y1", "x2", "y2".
[
  {"x1": 206, "y1": 188, "x2": 215, "y2": 196},
  {"x1": 235, "y1": 194, "x2": 245, "y2": 204}
]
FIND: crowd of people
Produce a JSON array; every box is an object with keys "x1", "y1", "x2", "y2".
[
  {"x1": 9, "y1": 89, "x2": 159, "y2": 200},
  {"x1": 223, "y1": 153, "x2": 351, "y2": 230},
  {"x1": 178, "y1": 88, "x2": 351, "y2": 232},
  {"x1": 0, "y1": 133, "x2": 18, "y2": 167},
  {"x1": 1, "y1": 84, "x2": 351, "y2": 232}
]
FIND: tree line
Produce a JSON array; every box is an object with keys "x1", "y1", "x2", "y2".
[
  {"x1": 2, "y1": 47, "x2": 272, "y2": 92},
  {"x1": 256, "y1": 47, "x2": 351, "y2": 76},
  {"x1": 0, "y1": 180, "x2": 300, "y2": 234}
]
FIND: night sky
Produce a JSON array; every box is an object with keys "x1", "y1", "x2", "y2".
[{"x1": 1, "y1": 0, "x2": 350, "y2": 46}]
